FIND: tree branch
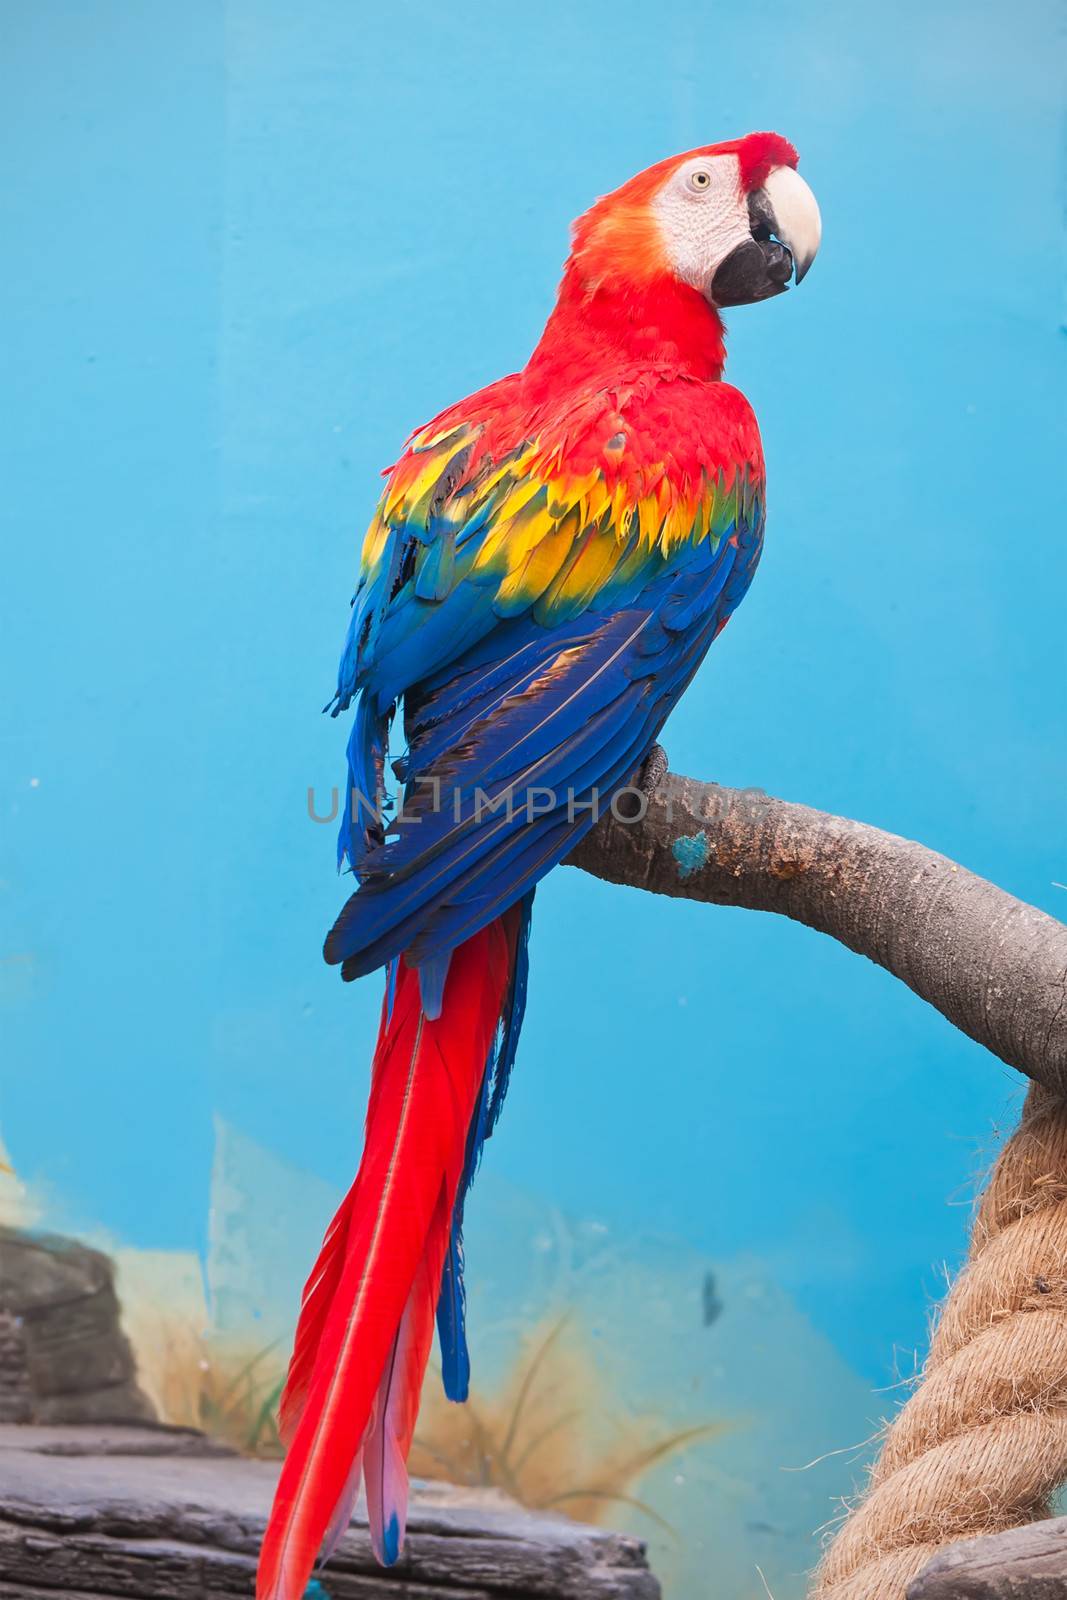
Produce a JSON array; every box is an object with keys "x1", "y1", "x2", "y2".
[
  {"x1": 908, "y1": 1513, "x2": 1067, "y2": 1597},
  {"x1": 566, "y1": 770, "x2": 1067, "y2": 1092}
]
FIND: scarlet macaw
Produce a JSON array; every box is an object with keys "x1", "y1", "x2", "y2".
[{"x1": 258, "y1": 132, "x2": 820, "y2": 1599}]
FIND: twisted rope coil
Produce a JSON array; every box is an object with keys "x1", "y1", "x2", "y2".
[{"x1": 811, "y1": 1086, "x2": 1067, "y2": 1599}]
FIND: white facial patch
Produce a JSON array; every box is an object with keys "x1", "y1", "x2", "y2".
[{"x1": 651, "y1": 155, "x2": 753, "y2": 291}]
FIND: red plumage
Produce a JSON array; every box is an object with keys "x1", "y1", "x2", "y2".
[{"x1": 257, "y1": 919, "x2": 513, "y2": 1599}]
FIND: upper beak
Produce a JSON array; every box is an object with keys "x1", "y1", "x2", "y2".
[{"x1": 710, "y1": 165, "x2": 821, "y2": 308}]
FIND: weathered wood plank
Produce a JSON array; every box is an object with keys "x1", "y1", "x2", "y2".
[
  {"x1": 908, "y1": 1516, "x2": 1067, "y2": 1598},
  {"x1": 0, "y1": 1425, "x2": 660, "y2": 1599}
]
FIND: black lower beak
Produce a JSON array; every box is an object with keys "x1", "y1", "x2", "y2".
[{"x1": 710, "y1": 237, "x2": 795, "y2": 307}]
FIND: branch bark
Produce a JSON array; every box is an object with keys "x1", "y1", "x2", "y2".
[{"x1": 567, "y1": 771, "x2": 1067, "y2": 1092}]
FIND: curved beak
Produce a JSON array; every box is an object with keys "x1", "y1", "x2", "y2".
[{"x1": 710, "y1": 165, "x2": 821, "y2": 308}]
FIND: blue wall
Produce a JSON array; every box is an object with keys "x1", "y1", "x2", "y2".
[{"x1": 2, "y1": 0, "x2": 1063, "y2": 1408}]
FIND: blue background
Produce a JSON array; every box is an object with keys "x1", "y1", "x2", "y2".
[{"x1": 2, "y1": 0, "x2": 1063, "y2": 1404}]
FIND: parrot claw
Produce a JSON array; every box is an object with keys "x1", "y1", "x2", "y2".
[
  {"x1": 637, "y1": 743, "x2": 669, "y2": 798},
  {"x1": 614, "y1": 744, "x2": 669, "y2": 819}
]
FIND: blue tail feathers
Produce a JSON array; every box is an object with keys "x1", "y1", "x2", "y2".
[{"x1": 434, "y1": 894, "x2": 534, "y2": 1401}]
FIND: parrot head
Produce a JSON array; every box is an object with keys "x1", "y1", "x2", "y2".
[{"x1": 571, "y1": 131, "x2": 821, "y2": 309}]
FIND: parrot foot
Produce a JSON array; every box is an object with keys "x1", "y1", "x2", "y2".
[
  {"x1": 638, "y1": 742, "x2": 669, "y2": 797},
  {"x1": 615, "y1": 744, "x2": 668, "y2": 819}
]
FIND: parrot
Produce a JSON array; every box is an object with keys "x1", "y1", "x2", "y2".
[{"x1": 257, "y1": 130, "x2": 820, "y2": 1600}]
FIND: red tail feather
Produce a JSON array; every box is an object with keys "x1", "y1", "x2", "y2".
[
  {"x1": 276, "y1": 981, "x2": 399, "y2": 1447},
  {"x1": 362, "y1": 1184, "x2": 451, "y2": 1563},
  {"x1": 276, "y1": 1175, "x2": 358, "y2": 1448},
  {"x1": 257, "y1": 918, "x2": 513, "y2": 1600}
]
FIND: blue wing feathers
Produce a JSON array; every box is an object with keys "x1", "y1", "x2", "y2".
[
  {"x1": 338, "y1": 695, "x2": 391, "y2": 872},
  {"x1": 324, "y1": 617, "x2": 653, "y2": 972},
  {"x1": 324, "y1": 528, "x2": 753, "y2": 978}
]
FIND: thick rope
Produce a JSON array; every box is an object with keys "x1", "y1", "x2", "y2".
[{"x1": 811, "y1": 1085, "x2": 1067, "y2": 1599}]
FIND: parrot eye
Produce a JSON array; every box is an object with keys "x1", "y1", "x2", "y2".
[{"x1": 688, "y1": 169, "x2": 712, "y2": 193}]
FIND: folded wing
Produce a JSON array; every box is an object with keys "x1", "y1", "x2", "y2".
[{"x1": 325, "y1": 410, "x2": 764, "y2": 979}]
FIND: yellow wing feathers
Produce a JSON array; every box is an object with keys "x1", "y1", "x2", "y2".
[{"x1": 358, "y1": 421, "x2": 758, "y2": 626}]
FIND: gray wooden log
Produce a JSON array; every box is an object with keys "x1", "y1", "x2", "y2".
[
  {"x1": 0, "y1": 1424, "x2": 660, "y2": 1599},
  {"x1": 568, "y1": 769, "x2": 1067, "y2": 1092},
  {"x1": 907, "y1": 1515, "x2": 1067, "y2": 1597}
]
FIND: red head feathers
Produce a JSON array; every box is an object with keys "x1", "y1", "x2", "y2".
[
  {"x1": 569, "y1": 131, "x2": 806, "y2": 290},
  {"x1": 530, "y1": 131, "x2": 819, "y2": 381}
]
